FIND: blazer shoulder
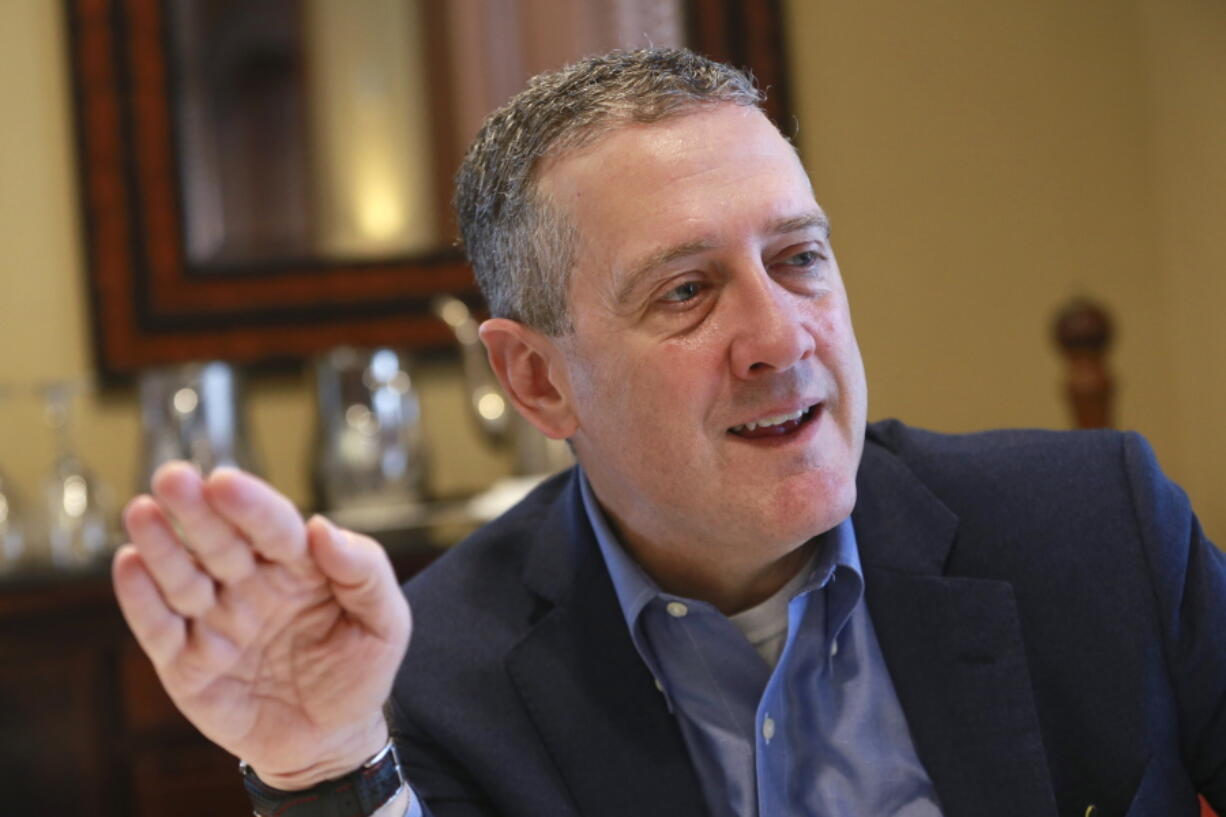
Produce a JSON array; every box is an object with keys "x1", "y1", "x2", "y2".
[
  {"x1": 867, "y1": 418, "x2": 1146, "y2": 486},
  {"x1": 861, "y1": 419, "x2": 1171, "y2": 531},
  {"x1": 866, "y1": 417, "x2": 1135, "y2": 466},
  {"x1": 403, "y1": 468, "x2": 575, "y2": 609}
]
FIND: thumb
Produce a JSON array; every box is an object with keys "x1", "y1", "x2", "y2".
[{"x1": 307, "y1": 515, "x2": 410, "y2": 644}]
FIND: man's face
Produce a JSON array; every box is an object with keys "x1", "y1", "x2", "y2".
[{"x1": 539, "y1": 104, "x2": 867, "y2": 568}]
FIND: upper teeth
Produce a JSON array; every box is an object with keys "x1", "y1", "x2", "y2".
[{"x1": 734, "y1": 407, "x2": 807, "y2": 432}]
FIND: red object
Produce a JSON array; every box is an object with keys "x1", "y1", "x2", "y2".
[{"x1": 1202, "y1": 795, "x2": 1217, "y2": 816}]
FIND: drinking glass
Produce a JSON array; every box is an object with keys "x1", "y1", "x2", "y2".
[
  {"x1": 40, "y1": 381, "x2": 113, "y2": 570},
  {"x1": 0, "y1": 386, "x2": 26, "y2": 575}
]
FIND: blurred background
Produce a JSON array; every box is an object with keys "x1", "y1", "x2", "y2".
[
  {"x1": 0, "y1": 0, "x2": 1223, "y2": 542},
  {"x1": 0, "y1": 1, "x2": 1223, "y2": 813}
]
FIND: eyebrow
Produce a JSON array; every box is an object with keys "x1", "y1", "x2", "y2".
[
  {"x1": 770, "y1": 211, "x2": 830, "y2": 239},
  {"x1": 614, "y1": 209, "x2": 831, "y2": 306}
]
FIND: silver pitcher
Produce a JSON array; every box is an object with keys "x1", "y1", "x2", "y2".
[
  {"x1": 312, "y1": 347, "x2": 427, "y2": 520},
  {"x1": 137, "y1": 361, "x2": 260, "y2": 491},
  {"x1": 432, "y1": 296, "x2": 573, "y2": 476}
]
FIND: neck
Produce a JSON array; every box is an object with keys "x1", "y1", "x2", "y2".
[{"x1": 606, "y1": 512, "x2": 817, "y2": 615}]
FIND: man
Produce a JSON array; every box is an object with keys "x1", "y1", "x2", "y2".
[{"x1": 114, "y1": 49, "x2": 1226, "y2": 817}]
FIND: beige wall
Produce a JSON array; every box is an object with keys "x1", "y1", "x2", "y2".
[
  {"x1": 1134, "y1": 0, "x2": 1226, "y2": 545},
  {"x1": 0, "y1": 1, "x2": 1221, "y2": 541},
  {"x1": 0, "y1": 1, "x2": 508, "y2": 529},
  {"x1": 0, "y1": 0, "x2": 136, "y2": 510},
  {"x1": 786, "y1": 0, "x2": 1224, "y2": 540}
]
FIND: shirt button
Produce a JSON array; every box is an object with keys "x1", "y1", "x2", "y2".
[
  {"x1": 654, "y1": 676, "x2": 664, "y2": 692},
  {"x1": 830, "y1": 639, "x2": 840, "y2": 658},
  {"x1": 666, "y1": 601, "x2": 689, "y2": 618},
  {"x1": 762, "y1": 716, "x2": 776, "y2": 743}
]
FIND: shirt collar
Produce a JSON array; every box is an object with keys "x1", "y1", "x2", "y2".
[
  {"x1": 579, "y1": 468, "x2": 660, "y2": 634},
  {"x1": 578, "y1": 466, "x2": 863, "y2": 633}
]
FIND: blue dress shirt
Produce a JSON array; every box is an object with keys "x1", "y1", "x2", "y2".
[{"x1": 579, "y1": 472, "x2": 944, "y2": 817}]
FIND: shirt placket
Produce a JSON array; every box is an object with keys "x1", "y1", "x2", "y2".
[
  {"x1": 755, "y1": 582, "x2": 833, "y2": 816},
  {"x1": 645, "y1": 594, "x2": 769, "y2": 817}
]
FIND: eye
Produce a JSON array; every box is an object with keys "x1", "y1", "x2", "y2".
[
  {"x1": 660, "y1": 280, "x2": 705, "y2": 303},
  {"x1": 781, "y1": 249, "x2": 823, "y2": 269}
]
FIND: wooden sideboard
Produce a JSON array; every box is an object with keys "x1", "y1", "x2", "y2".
[{"x1": 0, "y1": 542, "x2": 444, "y2": 816}]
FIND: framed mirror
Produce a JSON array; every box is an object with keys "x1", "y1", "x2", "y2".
[{"x1": 66, "y1": 0, "x2": 792, "y2": 378}]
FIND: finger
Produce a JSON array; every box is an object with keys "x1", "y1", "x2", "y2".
[
  {"x1": 151, "y1": 462, "x2": 256, "y2": 585},
  {"x1": 308, "y1": 516, "x2": 410, "y2": 645},
  {"x1": 199, "y1": 577, "x2": 264, "y2": 651},
  {"x1": 173, "y1": 618, "x2": 244, "y2": 698},
  {"x1": 202, "y1": 468, "x2": 311, "y2": 572},
  {"x1": 113, "y1": 544, "x2": 187, "y2": 668},
  {"x1": 124, "y1": 496, "x2": 218, "y2": 618},
  {"x1": 116, "y1": 543, "x2": 245, "y2": 699}
]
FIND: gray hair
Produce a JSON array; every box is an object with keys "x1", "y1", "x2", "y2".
[{"x1": 454, "y1": 48, "x2": 764, "y2": 335}]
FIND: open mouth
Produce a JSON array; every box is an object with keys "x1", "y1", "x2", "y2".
[{"x1": 728, "y1": 404, "x2": 819, "y2": 440}]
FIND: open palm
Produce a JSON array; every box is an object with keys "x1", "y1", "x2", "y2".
[{"x1": 113, "y1": 463, "x2": 410, "y2": 787}]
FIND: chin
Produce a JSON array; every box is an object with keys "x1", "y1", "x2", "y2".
[{"x1": 761, "y1": 468, "x2": 858, "y2": 545}]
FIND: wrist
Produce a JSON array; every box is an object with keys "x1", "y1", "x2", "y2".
[
  {"x1": 249, "y1": 716, "x2": 390, "y2": 791},
  {"x1": 241, "y1": 736, "x2": 405, "y2": 817}
]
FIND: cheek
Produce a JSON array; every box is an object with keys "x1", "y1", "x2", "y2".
[
  {"x1": 604, "y1": 350, "x2": 718, "y2": 455},
  {"x1": 809, "y1": 302, "x2": 867, "y2": 420},
  {"x1": 812, "y1": 300, "x2": 861, "y2": 364},
  {"x1": 569, "y1": 341, "x2": 661, "y2": 431}
]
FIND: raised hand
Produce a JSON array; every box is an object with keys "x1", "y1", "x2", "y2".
[{"x1": 112, "y1": 462, "x2": 411, "y2": 790}]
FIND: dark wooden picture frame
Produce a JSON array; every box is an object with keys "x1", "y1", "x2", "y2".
[{"x1": 65, "y1": 0, "x2": 792, "y2": 379}]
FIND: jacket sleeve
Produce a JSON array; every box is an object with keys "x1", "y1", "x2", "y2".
[{"x1": 1124, "y1": 432, "x2": 1226, "y2": 811}]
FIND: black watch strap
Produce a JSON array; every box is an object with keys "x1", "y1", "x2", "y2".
[{"x1": 241, "y1": 740, "x2": 405, "y2": 817}]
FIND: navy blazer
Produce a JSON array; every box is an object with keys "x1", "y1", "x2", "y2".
[{"x1": 391, "y1": 421, "x2": 1226, "y2": 817}]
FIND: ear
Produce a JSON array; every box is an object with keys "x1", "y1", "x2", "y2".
[{"x1": 478, "y1": 318, "x2": 578, "y2": 440}]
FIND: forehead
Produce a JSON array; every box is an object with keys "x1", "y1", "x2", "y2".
[{"x1": 536, "y1": 106, "x2": 819, "y2": 268}]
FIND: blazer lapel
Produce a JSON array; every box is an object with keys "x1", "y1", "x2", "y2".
[
  {"x1": 855, "y1": 440, "x2": 1059, "y2": 817},
  {"x1": 505, "y1": 473, "x2": 709, "y2": 817},
  {"x1": 501, "y1": 444, "x2": 1062, "y2": 817}
]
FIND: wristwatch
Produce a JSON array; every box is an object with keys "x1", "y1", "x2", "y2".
[{"x1": 240, "y1": 740, "x2": 406, "y2": 817}]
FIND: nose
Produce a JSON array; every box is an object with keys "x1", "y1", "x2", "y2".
[{"x1": 726, "y1": 267, "x2": 816, "y2": 378}]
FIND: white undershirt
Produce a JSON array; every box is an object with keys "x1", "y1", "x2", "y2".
[{"x1": 727, "y1": 554, "x2": 816, "y2": 667}]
